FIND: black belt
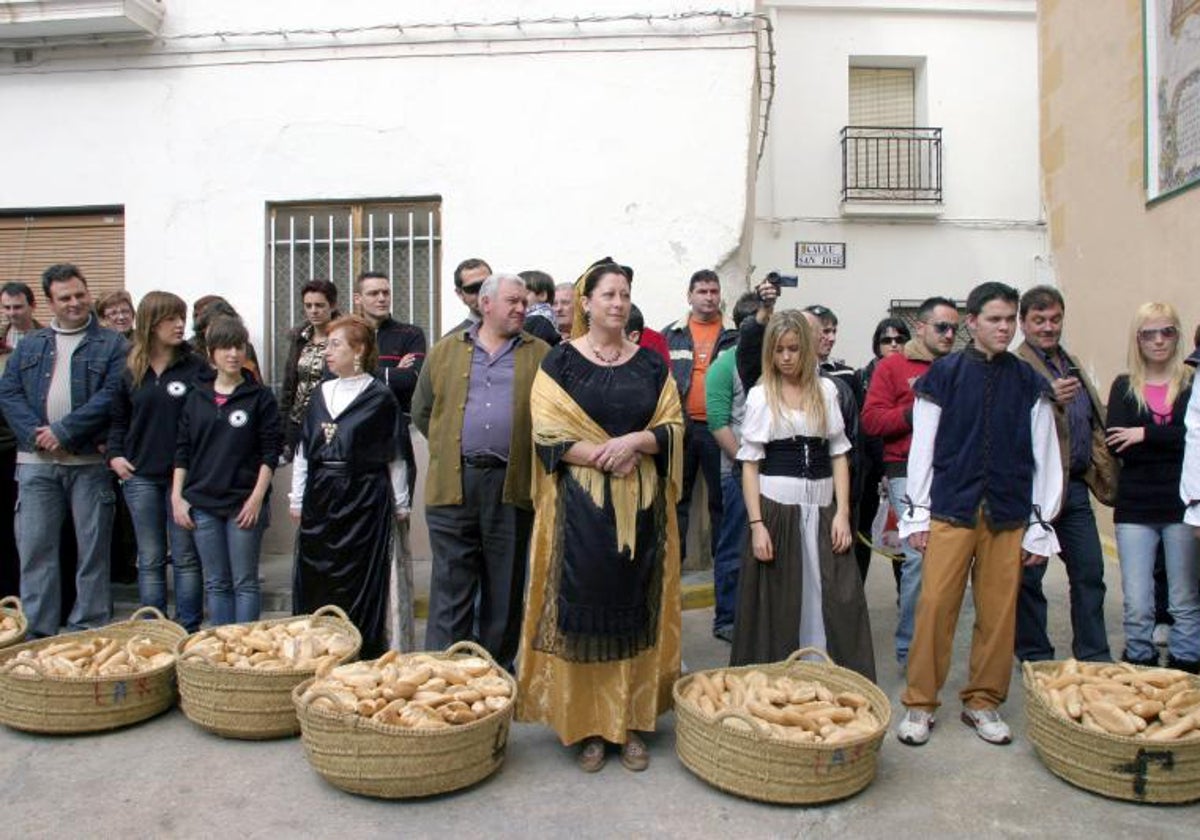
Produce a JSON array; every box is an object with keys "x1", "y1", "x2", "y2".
[
  {"x1": 760, "y1": 436, "x2": 832, "y2": 480},
  {"x1": 463, "y1": 453, "x2": 508, "y2": 469}
]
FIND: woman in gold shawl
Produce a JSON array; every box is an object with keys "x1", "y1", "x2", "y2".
[{"x1": 516, "y1": 258, "x2": 683, "y2": 773}]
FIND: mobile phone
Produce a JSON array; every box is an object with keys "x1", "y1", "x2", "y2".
[{"x1": 1066, "y1": 365, "x2": 1081, "y2": 379}]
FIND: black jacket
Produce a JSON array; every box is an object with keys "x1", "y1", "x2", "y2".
[
  {"x1": 662, "y1": 313, "x2": 738, "y2": 404},
  {"x1": 108, "y1": 346, "x2": 208, "y2": 482},
  {"x1": 374, "y1": 316, "x2": 426, "y2": 498},
  {"x1": 1106, "y1": 373, "x2": 1192, "y2": 524},
  {"x1": 175, "y1": 370, "x2": 281, "y2": 516}
]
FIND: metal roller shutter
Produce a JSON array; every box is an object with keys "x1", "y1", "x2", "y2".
[{"x1": 0, "y1": 210, "x2": 125, "y2": 324}]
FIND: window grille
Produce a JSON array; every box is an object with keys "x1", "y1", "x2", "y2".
[{"x1": 266, "y1": 200, "x2": 441, "y2": 387}]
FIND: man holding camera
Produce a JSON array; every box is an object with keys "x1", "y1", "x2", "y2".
[{"x1": 1013, "y1": 285, "x2": 1114, "y2": 663}]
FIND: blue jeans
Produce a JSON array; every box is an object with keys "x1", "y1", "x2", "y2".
[
  {"x1": 191, "y1": 506, "x2": 268, "y2": 625},
  {"x1": 887, "y1": 476, "x2": 923, "y2": 664},
  {"x1": 712, "y1": 469, "x2": 746, "y2": 631},
  {"x1": 15, "y1": 462, "x2": 114, "y2": 637},
  {"x1": 1016, "y1": 479, "x2": 1111, "y2": 661},
  {"x1": 122, "y1": 476, "x2": 203, "y2": 632},
  {"x1": 1115, "y1": 522, "x2": 1200, "y2": 663}
]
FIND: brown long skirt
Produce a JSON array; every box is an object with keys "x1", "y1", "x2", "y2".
[{"x1": 729, "y1": 497, "x2": 876, "y2": 682}]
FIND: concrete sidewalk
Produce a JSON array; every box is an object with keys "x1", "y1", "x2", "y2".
[{"x1": 8, "y1": 553, "x2": 1196, "y2": 839}]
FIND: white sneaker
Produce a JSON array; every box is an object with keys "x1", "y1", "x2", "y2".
[
  {"x1": 896, "y1": 709, "x2": 935, "y2": 746},
  {"x1": 961, "y1": 708, "x2": 1012, "y2": 745},
  {"x1": 1153, "y1": 623, "x2": 1170, "y2": 647}
]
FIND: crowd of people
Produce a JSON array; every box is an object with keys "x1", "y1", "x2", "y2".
[{"x1": 1, "y1": 259, "x2": 1198, "y2": 770}]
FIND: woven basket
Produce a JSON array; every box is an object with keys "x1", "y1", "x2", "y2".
[
  {"x1": 175, "y1": 604, "x2": 362, "y2": 740},
  {"x1": 0, "y1": 606, "x2": 186, "y2": 734},
  {"x1": 293, "y1": 641, "x2": 516, "y2": 799},
  {"x1": 0, "y1": 596, "x2": 27, "y2": 650},
  {"x1": 673, "y1": 647, "x2": 891, "y2": 804},
  {"x1": 1023, "y1": 661, "x2": 1200, "y2": 803}
]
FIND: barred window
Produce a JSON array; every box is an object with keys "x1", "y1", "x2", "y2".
[{"x1": 266, "y1": 199, "x2": 441, "y2": 387}]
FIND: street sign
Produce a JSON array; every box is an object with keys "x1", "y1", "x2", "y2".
[{"x1": 795, "y1": 241, "x2": 846, "y2": 269}]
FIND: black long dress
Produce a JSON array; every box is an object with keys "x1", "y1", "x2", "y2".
[{"x1": 293, "y1": 380, "x2": 399, "y2": 658}]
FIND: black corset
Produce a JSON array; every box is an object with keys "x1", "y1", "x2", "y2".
[{"x1": 759, "y1": 436, "x2": 832, "y2": 479}]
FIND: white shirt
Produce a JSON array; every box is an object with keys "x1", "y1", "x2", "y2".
[
  {"x1": 1181, "y1": 386, "x2": 1200, "y2": 527},
  {"x1": 736, "y1": 379, "x2": 851, "y2": 506},
  {"x1": 289, "y1": 375, "x2": 410, "y2": 513},
  {"x1": 899, "y1": 394, "x2": 1063, "y2": 557}
]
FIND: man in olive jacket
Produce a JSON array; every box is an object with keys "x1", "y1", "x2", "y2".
[
  {"x1": 412, "y1": 273, "x2": 549, "y2": 671},
  {"x1": 1014, "y1": 285, "x2": 1115, "y2": 663}
]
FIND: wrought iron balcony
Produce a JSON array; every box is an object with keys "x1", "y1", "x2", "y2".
[{"x1": 840, "y1": 126, "x2": 942, "y2": 203}]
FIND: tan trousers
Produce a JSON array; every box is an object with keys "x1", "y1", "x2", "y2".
[{"x1": 902, "y1": 517, "x2": 1023, "y2": 712}]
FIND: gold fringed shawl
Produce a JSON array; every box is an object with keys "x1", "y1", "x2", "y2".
[
  {"x1": 529, "y1": 368, "x2": 682, "y2": 559},
  {"x1": 517, "y1": 361, "x2": 684, "y2": 745}
]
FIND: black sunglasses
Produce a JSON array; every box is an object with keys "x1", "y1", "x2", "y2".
[
  {"x1": 879, "y1": 336, "x2": 905, "y2": 346},
  {"x1": 924, "y1": 321, "x2": 959, "y2": 335},
  {"x1": 458, "y1": 282, "x2": 484, "y2": 295}
]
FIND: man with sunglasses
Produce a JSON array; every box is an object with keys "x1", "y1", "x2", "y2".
[
  {"x1": 447, "y1": 258, "x2": 491, "y2": 336},
  {"x1": 862, "y1": 296, "x2": 960, "y2": 666},
  {"x1": 1014, "y1": 286, "x2": 1114, "y2": 664}
]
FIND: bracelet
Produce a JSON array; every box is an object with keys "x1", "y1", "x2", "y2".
[{"x1": 748, "y1": 519, "x2": 763, "y2": 527}]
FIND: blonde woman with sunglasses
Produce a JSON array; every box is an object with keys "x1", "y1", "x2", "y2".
[{"x1": 1105, "y1": 302, "x2": 1198, "y2": 673}]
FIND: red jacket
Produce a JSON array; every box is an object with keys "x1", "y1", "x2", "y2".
[
  {"x1": 638, "y1": 327, "x2": 672, "y2": 366},
  {"x1": 860, "y1": 340, "x2": 935, "y2": 465}
]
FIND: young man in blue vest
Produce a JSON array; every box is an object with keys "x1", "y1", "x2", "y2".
[{"x1": 896, "y1": 281, "x2": 1063, "y2": 746}]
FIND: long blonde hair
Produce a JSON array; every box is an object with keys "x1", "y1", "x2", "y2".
[
  {"x1": 128, "y1": 291, "x2": 188, "y2": 388},
  {"x1": 760, "y1": 309, "x2": 826, "y2": 436},
  {"x1": 1126, "y1": 301, "x2": 1192, "y2": 413}
]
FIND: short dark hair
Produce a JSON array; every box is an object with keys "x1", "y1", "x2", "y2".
[
  {"x1": 732, "y1": 291, "x2": 759, "y2": 329},
  {"x1": 205, "y1": 316, "x2": 249, "y2": 353},
  {"x1": 626, "y1": 303, "x2": 645, "y2": 337},
  {"x1": 966, "y1": 281, "x2": 1019, "y2": 316},
  {"x1": 454, "y1": 258, "x2": 492, "y2": 289},
  {"x1": 301, "y1": 279, "x2": 338, "y2": 306},
  {"x1": 916, "y1": 296, "x2": 958, "y2": 322},
  {"x1": 871, "y1": 317, "x2": 912, "y2": 357},
  {"x1": 0, "y1": 281, "x2": 34, "y2": 306},
  {"x1": 519, "y1": 270, "x2": 555, "y2": 304},
  {"x1": 41, "y1": 263, "x2": 85, "y2": 298},
  {"x1": 803, "y1": 304, "x2": 838, "y2": 326},
  {"x1": 688, "y1": 269, "x2": 720, "y2": 293},
  {"x1": 1018, "y1": 285, "x2": 1065, "y2": 320},
  {"x1": 355, "y1": 271, "x2": 389, "y2": 291}
]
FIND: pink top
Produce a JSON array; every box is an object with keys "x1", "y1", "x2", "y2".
[{"x1": 1143, "y1": 382, "x2": 1172, "y2": 425}]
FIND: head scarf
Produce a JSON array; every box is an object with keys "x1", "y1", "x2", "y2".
[{"x1": 571, "y1": 257, "x2": 634, "y2": 340}]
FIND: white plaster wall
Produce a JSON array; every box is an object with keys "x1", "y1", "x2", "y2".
[
  {"x1": 753, "y1": 0, "x2": 1046, "y2": 364},
  {"x1": 0, "y1": 0, "x2": 760, "y2": 341}
]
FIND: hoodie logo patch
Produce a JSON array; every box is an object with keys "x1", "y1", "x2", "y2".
[
  {"x1": 166, "y1": 381, "x2": 187, "y2": 398},
  {"x1": 229, "y1": 409, "x2": 249, "y2": 428}
]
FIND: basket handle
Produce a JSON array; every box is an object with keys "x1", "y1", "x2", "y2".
[
  {"x1": 444, "y1": 640, "x2": 499, "y2": 667},
  {"x1": 712, "y1": 707, "x2": 770, "y2": 739},
  {"x1": 297, "y1": 685, "x2": 353, "y2": 714},
  {"x1": 129, "y1": 606, "x2": 168, "y2": 622},
  {"x1": 0, "y1": 595, "x2": 22, "y2": 613},
  {"x1": 785, "y1": 647, "x2": 833, "y2": 665},
  {"x1": 311, "y1": 604, "x2": 352, "y2": 623}
]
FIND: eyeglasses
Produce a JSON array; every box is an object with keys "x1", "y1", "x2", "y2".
[
  {"x1": 879, "y1": 336, "x2": 905, "y2": 346},
  {"x1": 459, "y1": 283, "x2": 483, "y2": 295},
  {"x1": 924, "y1": 321, "x2": 959, "y2": 335},
  {"x1": 1137, "y1": 325, "x2": 1179, "y2": 342}
]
